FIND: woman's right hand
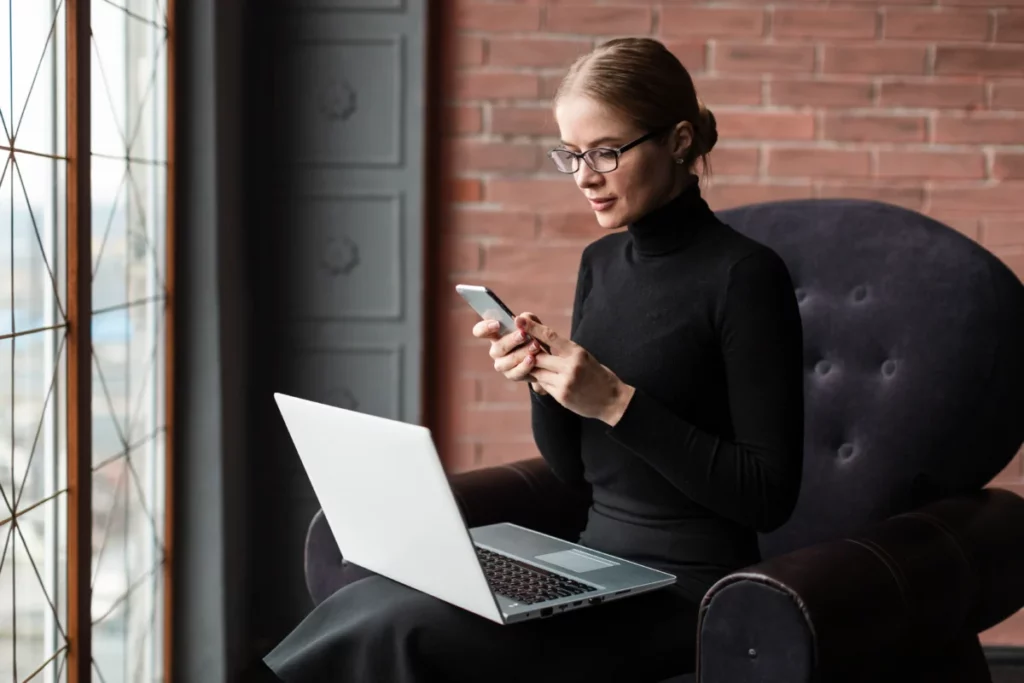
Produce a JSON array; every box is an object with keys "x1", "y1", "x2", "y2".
[{"x1": 472, "y1": 312, "x2": 547, "y2": 395}]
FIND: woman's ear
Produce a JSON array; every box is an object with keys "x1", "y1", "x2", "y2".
[{"x1": 671, "y1": 121, "x2": 694, "y2": 163}]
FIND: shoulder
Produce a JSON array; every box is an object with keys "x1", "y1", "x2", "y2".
[{"x1": 710, "y1": 221, "x2": 793, "y2": 287}]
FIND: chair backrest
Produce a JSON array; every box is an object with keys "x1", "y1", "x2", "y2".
[{"x1": 717, "y1": 199, "x2": 1024, "y2": 559}]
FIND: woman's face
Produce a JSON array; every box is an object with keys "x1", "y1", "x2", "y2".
[{"x1": 553, "y1": 94, "x2": 690, "y2": 230}]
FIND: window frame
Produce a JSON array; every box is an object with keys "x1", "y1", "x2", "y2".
[{"x1": 64, "y1": 0, "x2": 175, "y2": 681}]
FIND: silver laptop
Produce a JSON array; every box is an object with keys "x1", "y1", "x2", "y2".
[{"x1": 274, "y1": 392, "x2": 676, "y2": 625}]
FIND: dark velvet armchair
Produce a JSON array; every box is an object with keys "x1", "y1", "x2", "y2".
[{"x1": 302, "y1": 199, "x2": 1024, "y2": 682}]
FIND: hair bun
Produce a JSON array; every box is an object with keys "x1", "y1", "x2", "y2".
[{"x1": 697, "y1": 102, "x2": 718, "y2": 155}]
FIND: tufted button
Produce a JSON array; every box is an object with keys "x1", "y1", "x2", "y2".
[
  {"x1": 851, "y1": 285, "x2": 869, "y2": 303},
  {"x1": 882, "y1": 359, "x2": 897, "y2": 377},
  {"x1": 794, "y1": 288, "x2": 806, "y2": 303},
  {"x1": 815, "y1": 360, "x2": 832, "y2": 375},
  {"x1": 838, "y1": 443, "x2": 855, "y2": 460}
]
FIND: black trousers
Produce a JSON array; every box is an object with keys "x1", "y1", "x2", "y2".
[{"x1": 264, "y1": 575, "x2": 698, "y2": 683}]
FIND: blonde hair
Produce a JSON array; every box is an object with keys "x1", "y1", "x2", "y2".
[{"x1": 554, "y1": 37, "x2": 717, "y2": 174}]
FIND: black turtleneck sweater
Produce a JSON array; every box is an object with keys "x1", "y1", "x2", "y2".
[{"x1": 530, "y1": 181, "x2": 804, "y2": 602}]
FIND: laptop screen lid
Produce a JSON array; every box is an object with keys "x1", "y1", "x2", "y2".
[{"x1": 273, "y1": 393, "x2": 503, "y2": 623}]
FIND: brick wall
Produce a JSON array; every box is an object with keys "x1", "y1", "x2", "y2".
[{"x1": 427, "y1": 0, "x2": 1024, "y2": 645}]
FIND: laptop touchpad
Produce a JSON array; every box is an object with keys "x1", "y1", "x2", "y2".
[{"x1": 535, "y1": 549, "x2": 619, "y2": 573}]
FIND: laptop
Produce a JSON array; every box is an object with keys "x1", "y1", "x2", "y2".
[{"x1": 274, "y1": 392, "x2": 677, "y2": 625}]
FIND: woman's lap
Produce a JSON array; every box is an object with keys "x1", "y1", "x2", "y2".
[{"x1": 265, "y1": 574, "x2": 698, "y2": 683}]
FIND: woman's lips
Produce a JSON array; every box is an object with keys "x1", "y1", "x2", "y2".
[{"x1": 589, "y1": 197, "x2": 616, "y2": 212}]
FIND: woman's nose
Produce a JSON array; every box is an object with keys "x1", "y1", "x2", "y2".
[{"x1": 574, "y1": 163, "x2": 602, "y2": 189}]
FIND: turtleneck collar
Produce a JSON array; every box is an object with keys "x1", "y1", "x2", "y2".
[{"x1": 627, "y1": 176, "x2": 717, "y2": 257}]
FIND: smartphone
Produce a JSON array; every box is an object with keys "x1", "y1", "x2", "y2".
[{"x1": 455, "y1": 284, "x2": 519, "y2": 336}]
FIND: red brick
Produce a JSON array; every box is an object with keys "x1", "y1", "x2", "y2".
[
  {"x1": 449, "y1": 208, "x2": 536, "y2": 238},
  {"x1": 491, "y1": 107, "x2": 556, "y2": 137},
  {"x1": 879, "y1": 81, "x2": 986, "y2": 109},
  {"x1": 708, "y1": 147, "x2": 760, "y2": 176},
  {"x1": 456, "y1": 72, "x2": 539, "y2": 101},
  {"x1": 935, "y1": 46, "x2": 1024, "y2": 76},
  {"x1": 693, "y1": 77, "x2": 763, "y2": 106},
  {"x1": 443, "y1": 441, "x2": 479, "y2": 473},
  {"x1": 768, "y1": 149, "x2": 872, "y2": 178},
  {"x1": 884, "y1": 9, "x2": 990, "y2": 40},
  {"x1": 716, "y1": 111, "x2": 816, "y2": 141},
  {"x1": 448, "y1": 236, "x2": 482, "y2": 272},
  {"x1": 997, "y1": 11, "x2": 1024, "y2": 41},
  {"x1": 817, "y1": 184, "x2": 926, "y2": 210},
  {"x1": 994, "y1": 153, "x2": 1024, "y2": 180},
  {"x1": 541, "y1": 75, "x2": 564, "y2": 101},
  {"x1": 453, "y1": 178, "x2": 482, "y2": 203},
  {"x1": 663, "y1": 41, "x2": 707, "y2": 73},
  {"x1": 450, "y1": 105, "x2": 482, "y2": 135},
  {"x1": 546, "y1": 7, "x2": 652, "y2": 35},
  {"x1": 459, "y1": 37, "x2": 484, "y2": 67},
  {"x1": 457, "y1": 5, "x2": 541, "y2": 33},
  {"x1": 934, "y1": 115, "x2": 1024, "y2": 144},
  {"x1": 714, "y1": 44, "x2": 815, "y2": 74},
  {"x1": 455, "y1": 376, "x2": 479, "y2": 405},
  {"x1": 454, "y1": 140, "x2": 539, "y2": 172},
  {"x1": 925, "y1": 211, "x2": 981, "y2": 239},
  {"x1": 823, "y1": 45, "x2": 928, "y2": 75},
  {"x1": 983, "y1": 220, "x2": 1024, "y2": 247},
  {"x1": 930, "y1": 182, "x2": 1024, "y2": 212},
  {"x1": 770, "y1": 79, "x2": 875, "y2": 107},
  {"x1": 485, "y1": 178, "x2": 583, "y2": 211},
  {"x1": 662, "y1": 8, "x2": 766, "y2": 39},
  {"x1": 704, "y1": 183, "x2": 814, "y2": 211},
  {"x1": 940, "y1": 0, "x2": 1024, "y2": 6},
  {"x1": 452, "y1": 405, "x2": 532, "y2": 440},
  {"x1": 823, "y1": 115, "x2": 926, "y2": 142},
  {"x1": 991, "y1": 82, "x2": 1024, "y2": 109},
  {"x1": 772, "y1": 9, "x2": 878, "y2": 40},
  {"x1": 487, "y1": 38, "x2": 591, "y2": 68},
  {"x1": 877, "y1": 151, "x2": 986, "y2": 179},
  {"x1": 483, "y1": 243, "x2": 584, "y2": 280},
  {"x1": 840, "y1": 0, "x2": 932, "y2": 5},
  {"x1": 537, "y1": 212, "x2": 603, "y2": 240}
]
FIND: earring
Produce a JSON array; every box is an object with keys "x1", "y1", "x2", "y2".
[{"x1": 675, "y1": 158, "x2": 685, "y2": 165}]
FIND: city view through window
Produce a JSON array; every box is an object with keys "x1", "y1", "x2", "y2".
[{"x1": 1, "y1": 1, "x2": 170, "y2": 681}]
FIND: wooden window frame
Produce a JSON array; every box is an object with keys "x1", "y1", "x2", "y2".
[{"x1": 64, "y1": 0, "x2": 175, "y2": 680}]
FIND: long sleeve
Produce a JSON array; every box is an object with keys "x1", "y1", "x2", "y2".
[
  {"x1": 530, "y1": 252, "x2": 592, "y2": 490},
  {"x1": 606, "y1": 248, "x2": 804, "y2": 532}
]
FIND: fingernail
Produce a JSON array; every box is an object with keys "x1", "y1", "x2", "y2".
[
  {"x1": 524, "y1": 354, "x2": 534, "y2": 365},
  {"x1": 487, "y1": 320, "x2": 500, "y2": 331},
  {"x1": 530, "y1": 342, "x2": 541, "y2": 353},
  {"x1": 515, "y1": 330, "x2": 526, "y2": 343}
]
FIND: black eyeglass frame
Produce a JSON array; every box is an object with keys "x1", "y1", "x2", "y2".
[{"x1": 547, "y1": 126, "x2": 671, "y2": 174}]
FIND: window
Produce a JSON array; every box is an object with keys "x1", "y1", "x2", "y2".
[{"x1": 1, "y1": 0, "x2": 172, "y2": 681}]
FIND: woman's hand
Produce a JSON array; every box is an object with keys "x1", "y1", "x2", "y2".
[
  {"x1": 515, "y1": 316, "x2": 636, "y2": 426},
  {"x1": 471, "y1": 312, "x2": 548, "y2": 395}
]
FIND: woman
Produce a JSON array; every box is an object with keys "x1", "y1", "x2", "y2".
[{"x1": 265, "y1": 37, "x2": 804, "y2": 683}]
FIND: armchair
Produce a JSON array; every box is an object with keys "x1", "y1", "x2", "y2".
[{"x1": 304, "y1": 199, "x2": 1024, "y2": 682}]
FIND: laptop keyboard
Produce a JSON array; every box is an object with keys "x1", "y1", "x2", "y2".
[{"x1": 476, "y1": 547, "x2": 597, "y2": 605}]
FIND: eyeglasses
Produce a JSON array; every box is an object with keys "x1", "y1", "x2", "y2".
[{"x1": 547, "y1": 128, "x2": 668, "y2": 174}]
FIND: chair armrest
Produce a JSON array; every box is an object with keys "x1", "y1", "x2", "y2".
[
  {"x1": 448, "y1": 457, "x2": 590, "y2": 541},
  {"x1": 304, "y1": 457, "x2": 590, "y2": 606},
  {"x1": 696, "y1": 487, "x2": 1024, "y2": 683}
]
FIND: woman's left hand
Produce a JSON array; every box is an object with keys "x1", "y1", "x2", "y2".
[{"x1": 516, "y1": 315, "x2": 635, "y2": 426}]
